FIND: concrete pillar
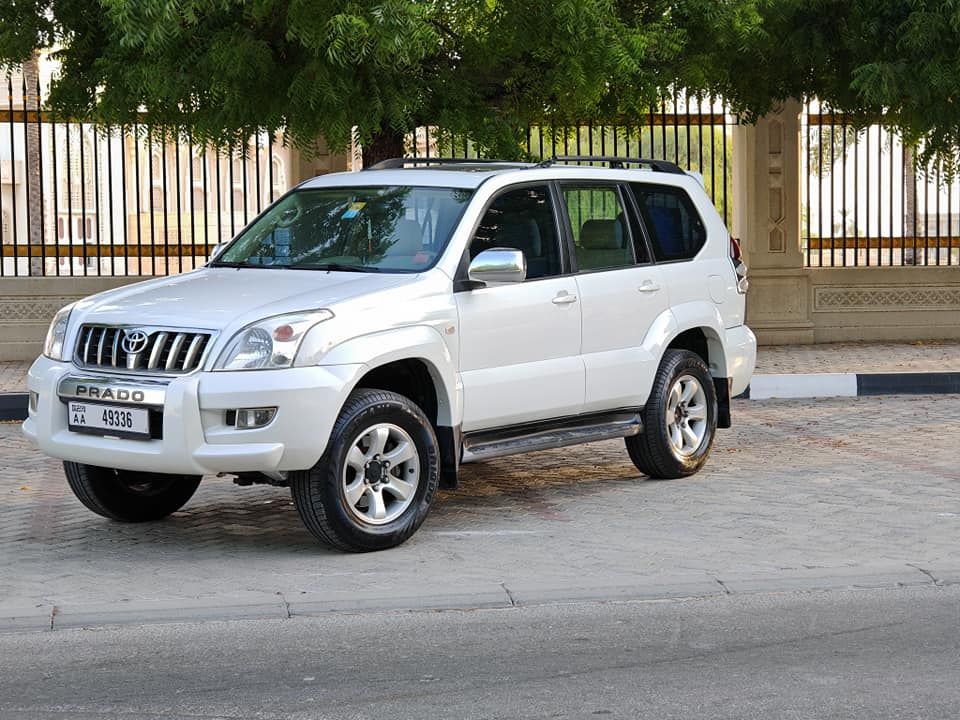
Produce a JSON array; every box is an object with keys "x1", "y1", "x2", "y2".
[{"x1": 732, "y1": 99, "x2": 814, "y2": 344}]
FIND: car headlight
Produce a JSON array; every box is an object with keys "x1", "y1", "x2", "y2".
[
  {"x1": 214, "y1": 310, "x2": 334, "y2": 371},
  {"x1": 43, "y1": 303, "x2": 76, "y2": 361}
]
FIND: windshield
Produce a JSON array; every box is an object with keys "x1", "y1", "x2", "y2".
[{"x1": 213, "y1": 186, "x2": 473, "y2": 272}]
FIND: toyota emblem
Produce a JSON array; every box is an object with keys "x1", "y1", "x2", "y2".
[{"x1": 121, "y1": 329, "x2": 150, "y2": 355}]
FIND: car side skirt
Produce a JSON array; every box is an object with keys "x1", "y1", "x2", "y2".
[{"x1": 460, "y1": 409, "x2": 643, "y2": 464}]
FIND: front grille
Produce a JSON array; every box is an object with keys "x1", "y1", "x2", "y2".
[{"x1": 75, "y1": 325, "x2": 213, "y2": 373}]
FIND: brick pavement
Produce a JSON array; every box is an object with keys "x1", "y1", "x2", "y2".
[{"x1": 2, "y1": 394, "x2": 959, "y2": 627}]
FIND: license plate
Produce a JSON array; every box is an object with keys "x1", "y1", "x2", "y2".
[{"x1": 68, "y1": 401, "x2": 151, "y2": 439}]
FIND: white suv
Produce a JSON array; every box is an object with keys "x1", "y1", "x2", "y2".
[{"x1": 23, "y1": 156, "x2": 756, "y2": 552}]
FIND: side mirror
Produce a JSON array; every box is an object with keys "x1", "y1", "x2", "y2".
[
  {"x1": 208, "y1": 243, "x2": 228, "y2": 263},
  {"x1": 467, "y1": 248, "x2": 527, "y2": 285}
]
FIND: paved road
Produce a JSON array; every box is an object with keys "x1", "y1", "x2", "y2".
[
  {"x1": 1, "y1": 585, "x2": 958, "y2": 719},
  {"x1": 2, "y1": 395, "x2": 960, "y2": 628}
]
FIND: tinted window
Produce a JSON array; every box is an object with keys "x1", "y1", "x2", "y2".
[
  {"x1": 470, "y1": 185, "x2": 562, "y2": 279},
  {"x1": 630, "y1": 184, "x2": 706, "y2": 261},
  {"x1": 562, "y1": 185, "x2": 635, "y2": 271},
  {"x1": 216, "y1": 186, "x2": 472, "y2": 272}
]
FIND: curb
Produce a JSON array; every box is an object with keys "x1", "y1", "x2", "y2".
[
  {"x1": 1, "y1": 563, "x2": 955, "y2": 634},
  {"x1": 0, "y1": 393, "x2": 28, "y2": 421},
  {"x1": 738, "y1": 371, "x2": 960, "y2": 400}
]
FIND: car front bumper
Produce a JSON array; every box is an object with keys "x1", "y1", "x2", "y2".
[{"x1": 21, "y1": 356, "x2": 362, "y2": 475}]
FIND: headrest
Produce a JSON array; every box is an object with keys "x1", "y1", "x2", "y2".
[
  {"x1": 498, "y1": 217, "x2": 542, "y2": 257},
  {"x1": 390, "y1": 219, "x2": 423, "y2": 254},
  {"x1": 580, "y1": 219, "x2": 623, "y2": 250}
]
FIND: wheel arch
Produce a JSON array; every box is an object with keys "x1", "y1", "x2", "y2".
[
  {"x1": 327, "y1": 326, "x2": 461, "y2": 489},
  {"x1": 322, "y1": 325, "x2": 459, "y2": 427},
  {"x1": 659, "y1": 303, "x2": 729, "y2": 378}
]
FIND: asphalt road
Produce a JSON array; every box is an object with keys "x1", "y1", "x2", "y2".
[{"x1": 2, "y1": 585, "x2": 958, "y2": 720}]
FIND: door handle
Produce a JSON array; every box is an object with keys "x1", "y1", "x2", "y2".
[
  {"x1": 638, "y1": 282, "x2": 661, "y2": 293},
  {"x1": 552, "y1": 291, "x2": 578, "y2": 305}
]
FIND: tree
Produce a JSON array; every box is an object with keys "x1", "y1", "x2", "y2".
[
  {"x1": 687, "y1": 0, "x2": 960, "y2": 172},
  {"x1": 5, "y1": 1, "x2": 960, "y2": 170},
  {"x1": 0, "y1": 0, "x2": 749, "y2": 163}
]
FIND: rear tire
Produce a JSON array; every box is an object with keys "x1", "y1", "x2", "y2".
[
  {"x1": 289, "y1": 389, "x2": 440, "y2": 552},
  {"x1": 63, "y1": 462, "x2": 201, "y2": 522},
  {"x1": 626, "y1": 350, "x2": 718, "y2": 479}
]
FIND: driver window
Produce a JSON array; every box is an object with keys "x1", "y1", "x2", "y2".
[{"x1": 469, "y1": 186, "x2": 562, "y2": 280}]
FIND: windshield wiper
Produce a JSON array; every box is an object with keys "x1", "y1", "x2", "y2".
[
  {"x1": 295, "y1": 263, "x2": 382, "y2": 273},
  {"x1": 209, "y1": 261, "x2": 276, "y2": 269}
]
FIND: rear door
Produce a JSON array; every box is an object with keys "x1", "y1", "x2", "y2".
[
  {"x1": 560, "y1": 182, "x2": 670, "y2": 412},
  {"x1": 455, "y1": 184, "x2": 584, "y2": 431}
]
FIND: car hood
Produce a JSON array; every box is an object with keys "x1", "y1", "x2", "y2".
[{"x1": 73, "y1": 267, "x2": 415, "y2": 330}]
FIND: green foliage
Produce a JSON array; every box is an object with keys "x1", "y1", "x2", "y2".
[
  {"x1": 4, "y1": 1, "x2": 960, "y2": 167},
  {"x1": 0, "y1": 0, "x2": 749, "y2": 160},
  {"x1": 708, "y1": 1, "x2": 960, "y2": 172}
]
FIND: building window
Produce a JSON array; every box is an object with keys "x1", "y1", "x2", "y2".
[
  {"x1": 146, "y1": 151, "x2": 164, "y2": 209},
  {"x1": 1, "y1": 211, "x2": 10, "y2": 244},
  {"x1": 269, "y1": 156, "x2": 286, "y2": 202}
]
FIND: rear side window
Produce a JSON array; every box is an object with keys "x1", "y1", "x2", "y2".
[
  {"x1": 630, "y1": 184, "x2": 706, "y2": 262},
  {"x1": 561, "y1": 185, "x2": 636, "y2": 271}
]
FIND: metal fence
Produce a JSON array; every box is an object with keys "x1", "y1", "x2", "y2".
[
  {"x1": 3, "y1": 73, "x2": 732, "y2": 277},
  {"x1": 1, "y1": 73, "x2": 289, "y2": 278},
  {"x1": 803, "y1": 100, "x2": 960, "y2": 267},
  {"x1": 410, "y1": 95, "x2": 735, "y2": 226}
]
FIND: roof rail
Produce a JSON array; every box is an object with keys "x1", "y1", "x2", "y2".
[
  {"x1": 363, "y1": 157, "x2": 527, "y2": 170},
  {"x1": 540, "y1": 156, "x2": 686, "y2": 174}
]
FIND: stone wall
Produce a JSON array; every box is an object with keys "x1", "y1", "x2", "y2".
[
  {"x1": 734, "y1": 100, "x2": 960, "y2": 345},
  {"x1": 0, "y1": 277, "x2": 142, "y2": 360}
]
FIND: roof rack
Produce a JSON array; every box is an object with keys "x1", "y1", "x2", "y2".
[
  {"x1": 363, "y1": 157, "x2": 529, "y2": 170},
  {"x1": 539, "y1": 156, "x2": 686, "y2": 174}
]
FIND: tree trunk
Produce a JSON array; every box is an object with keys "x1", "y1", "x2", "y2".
[
  {"x1": 22, "y1": 52, "x2": 44, "y2": 276},
  {"x1": 903, "y1": 145, "x2": 916, "y2": 265},
  {"x1": 361, "y1": 127, "x2": 406, "y2": 168}
]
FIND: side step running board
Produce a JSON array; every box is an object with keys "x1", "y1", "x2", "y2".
[{"x1": 461, "y1": 410, "x2": 643, "y2": 463}]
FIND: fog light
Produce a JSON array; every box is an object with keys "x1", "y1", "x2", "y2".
[
  {"x1": 231, "y1": 407, "x2": 277, "y2": 429},
  {"x1": 29, "y1": 391, "x2": 38, "y2": 413}
]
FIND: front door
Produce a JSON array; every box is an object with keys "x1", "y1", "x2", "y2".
[{"x1": 455, "y1": 184, "x2": 583, "y2": 432}]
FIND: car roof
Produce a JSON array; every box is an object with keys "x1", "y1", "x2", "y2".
[
  {"x1": 299, "y1": 166, "x2": 530, "y2": 190},
  {"x1": 299, "y1": 164, "x2": 694, "y2": 192}
]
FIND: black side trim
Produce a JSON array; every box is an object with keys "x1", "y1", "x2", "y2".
[
  {"x1": 436, "y1": 425, "x2": 461, "y2": 490},
  {"x1": 714, "y1": 377, "x2": 732, "y2": 428},
  {"x1": 857, "y1": 372, "x2": 960, "y2": 396},
  {"x1": 0, "y1": 393, "x2": 28, "y2": 421}
]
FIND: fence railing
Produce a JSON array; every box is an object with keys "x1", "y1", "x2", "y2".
[
  {"x1": 409, "y1": 95, "x2": 735, "y2": 226},
  {"x1": 802, "y1": 101, "x2": 960, "y2": 267},
  {"x1": 3, "y1": 75, "x2": 732, "y2": 277},
  {"x1": 1, "y1": 74, "x2": 290, "y2": 278}
]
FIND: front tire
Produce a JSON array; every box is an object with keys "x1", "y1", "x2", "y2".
[
  {"x1": 626, "y1": 350, "x2": 718, "y2": 479},
  {"x1": 63, "y1": 462, "x2": 201, "y2": 522},
  {"x1": 289, "y1": 389, "x2": 440, "y2": 552}
]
